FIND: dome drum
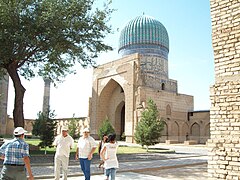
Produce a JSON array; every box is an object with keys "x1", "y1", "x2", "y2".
[{"x1": 118, "y1": 44, "x2": 169, "y2": 58}]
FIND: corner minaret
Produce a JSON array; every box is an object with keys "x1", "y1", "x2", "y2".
[{"x1": 42, "y1": 78, "x2": 51, "y2": 115}]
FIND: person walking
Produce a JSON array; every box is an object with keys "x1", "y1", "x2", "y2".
[
  {"x1": 98, "y1": 133, "x2": 108, "y2": 168},
  {"x1": 0, "y1": 127, "x2": 34, "y2": 180},
  {"x1": 53, "y1": 126, "x2": 74, "y2": 180},
  {"x1": 100, "y1": 134, "x2": 119, "y2": 180},
  {"x1": 75, "y1": 128, "x2": 97, "y2": 180}
]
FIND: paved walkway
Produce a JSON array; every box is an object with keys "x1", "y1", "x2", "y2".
[
  {"x1": 31, "y1": 143, "x2": 208, "y2": 180},
  {"x1": 0, "y1": 142, "x2": 209, "y2": 179},
  {"x1": 37, "y1": 157, "x2": 207, "y2": 179},
  {"x1": 43, "y1": 165, "x2": 208, "y2": 180}
]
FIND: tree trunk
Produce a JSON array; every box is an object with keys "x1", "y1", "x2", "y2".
[{"x1": 7, "y1": 63, "x2": 25, "y2": 128}]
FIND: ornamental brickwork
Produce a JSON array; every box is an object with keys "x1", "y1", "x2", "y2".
[{"x1": 208, "y1": 0, "x2": 240, "y2": 179}]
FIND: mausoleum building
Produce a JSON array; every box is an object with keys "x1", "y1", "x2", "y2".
[{"x1": 89, "y1": 15, "x2": 210, "y2": 143}]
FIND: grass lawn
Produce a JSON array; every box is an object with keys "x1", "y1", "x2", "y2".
[{"x1": 25, "y1": 139, "x2": 174, "y2": 155}]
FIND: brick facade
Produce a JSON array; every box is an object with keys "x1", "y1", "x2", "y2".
[
  {"x1": 208, "y1": 0, "x2": 240, "y2": 179},
  {"x1": 89, "y1": 53, "x2": 210, "y2": 143}
]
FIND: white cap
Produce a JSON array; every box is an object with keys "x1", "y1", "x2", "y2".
[
  {"x1": 14, "y1": 127, "x2": 27, "y2": 135},
  {"x1": 62, "y1": 126, "x2": 68, "y2": 131},
  {"x1": 82, "y1": 128, "x2": 90, "y2": 133}
]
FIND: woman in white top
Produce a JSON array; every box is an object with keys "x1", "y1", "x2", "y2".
[{"x1": 100, "y1": 134, "x2": 118, "y2": 180}]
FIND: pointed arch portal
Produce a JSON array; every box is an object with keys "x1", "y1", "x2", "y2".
[{"x1": 98, "y1": 79, "x2": 125, "y2": 139}]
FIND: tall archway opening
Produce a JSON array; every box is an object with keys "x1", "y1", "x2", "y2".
[
  {"x1": 190, "y1": 122, "x2": 200, "y2": 143},
  {"x1": 97, "y1": 79, "x2": 125, "y2": 139},
  {"x1": 115, "y1": 101, "x2": 125, "y2": 140},
  {"x1": 121, "y1": 105, "x2": 125, "y2": 136}
]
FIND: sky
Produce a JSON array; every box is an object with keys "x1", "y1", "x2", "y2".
[{"x1": 7, "y1": 0, "x2": 215, "y2": 119}]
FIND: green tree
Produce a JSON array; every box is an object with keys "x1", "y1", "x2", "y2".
[
  {"x1": 68, "y1": 114, "x2": 80, "y2": 140},
  {"x1": 0, "y1": 0, "x2": 113, "y2": 127},
  {"x1": 134, "y1": 98, "x2": 164, "y2": 150},
  {"x1": 98, "y1": 117, "x2": 115, "y2": 139},
  {"x1": 32, "y1": 110, "x2": 57, "y2": 154}
]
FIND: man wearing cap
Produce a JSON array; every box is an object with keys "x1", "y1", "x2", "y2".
[
  {"x1": 53, "y1": 126, "x2": 74, "y2": 180},
  {"x1": 0, "y1": 127, "x2": 34, "y2": 180},
  {"x1": 75, "y1": 128, "x2": 97, "y2": 180}
]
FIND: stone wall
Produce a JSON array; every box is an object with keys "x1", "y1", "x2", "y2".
[
  {"x1": 4, "y1": 117, "x2": 36, "y2": 135},
  {"x1": 2, "y1": 116, "x2": 89, "y2": 137},
  {"x1": 188, "y1": 111, "x2": 210, "y2": 144},
  {"x1": 54, "y1": 117, "x2": 89, "y2": 135},
  {"x1": 208, "y1": 0, "x2": 240, "y2": 179}
]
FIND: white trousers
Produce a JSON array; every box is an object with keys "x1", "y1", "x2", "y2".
[{"x1": 54, "y1": 155, "x2": 69, "y2": 180}]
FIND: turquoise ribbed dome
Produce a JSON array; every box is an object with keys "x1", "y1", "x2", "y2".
[{"x1": 118, "y1": 15, "x2": 169, "y2": 57}]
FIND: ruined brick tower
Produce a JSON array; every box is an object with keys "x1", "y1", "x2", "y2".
[
  {"x1": 42, "y1": 78, "x2": 51, "y2": 115},
  {"x1": 208, "y1": 0, "x2": 240, "y2": 179}
]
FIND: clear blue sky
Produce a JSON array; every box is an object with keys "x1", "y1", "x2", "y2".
[{"x1": 7, "y1": 0, "x2": 214, "y2": 119}]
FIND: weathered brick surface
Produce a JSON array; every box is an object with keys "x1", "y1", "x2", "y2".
[{"x1": 208, "y1": 0, "x2": 240, "y2": 179}]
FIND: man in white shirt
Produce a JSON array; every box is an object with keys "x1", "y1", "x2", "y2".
[
  {"x1": 53, "y1": 126, "x2": 74, "y2": 180},
  {"x1": 75, "y1": 128, "x2": 97, "y2": 180}
]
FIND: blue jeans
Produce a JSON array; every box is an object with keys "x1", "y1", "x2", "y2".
[
  {"x1": 105, "y1": 168, "x2": 116, "y2": 180},
  {"x1": 79, "y1": 158, "x2": 91, "y2": 180}
]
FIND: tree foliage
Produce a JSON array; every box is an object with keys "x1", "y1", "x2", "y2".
[
  {"x1": 134, "y1": 98, "x2": 164, "y2": 150},
  {"x1": 0, "y1": 0, "x2": 113, "y2": 127},
  {"x1": 98, "y1": 117, "x2": 115, "y2": 140},
  {"x1": 68, "y1": 115, "x2": 80, "y2": 140},
  {"x1": 32, "y1": 110, "x2": 57, "y2": 152}
]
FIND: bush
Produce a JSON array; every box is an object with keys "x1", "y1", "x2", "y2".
[
  {"x1": 68, "y1": 117, "x2": 80, "y2": 140},
  {"x1": 98, "y1": 117, "x2": 115, "y2": 140},
  {"x1": 120, "y1": 132, "x2": 126, "y2": 141},
  {"x1": 32, "y1": 111, "x2": 57, "y2": 151}
]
